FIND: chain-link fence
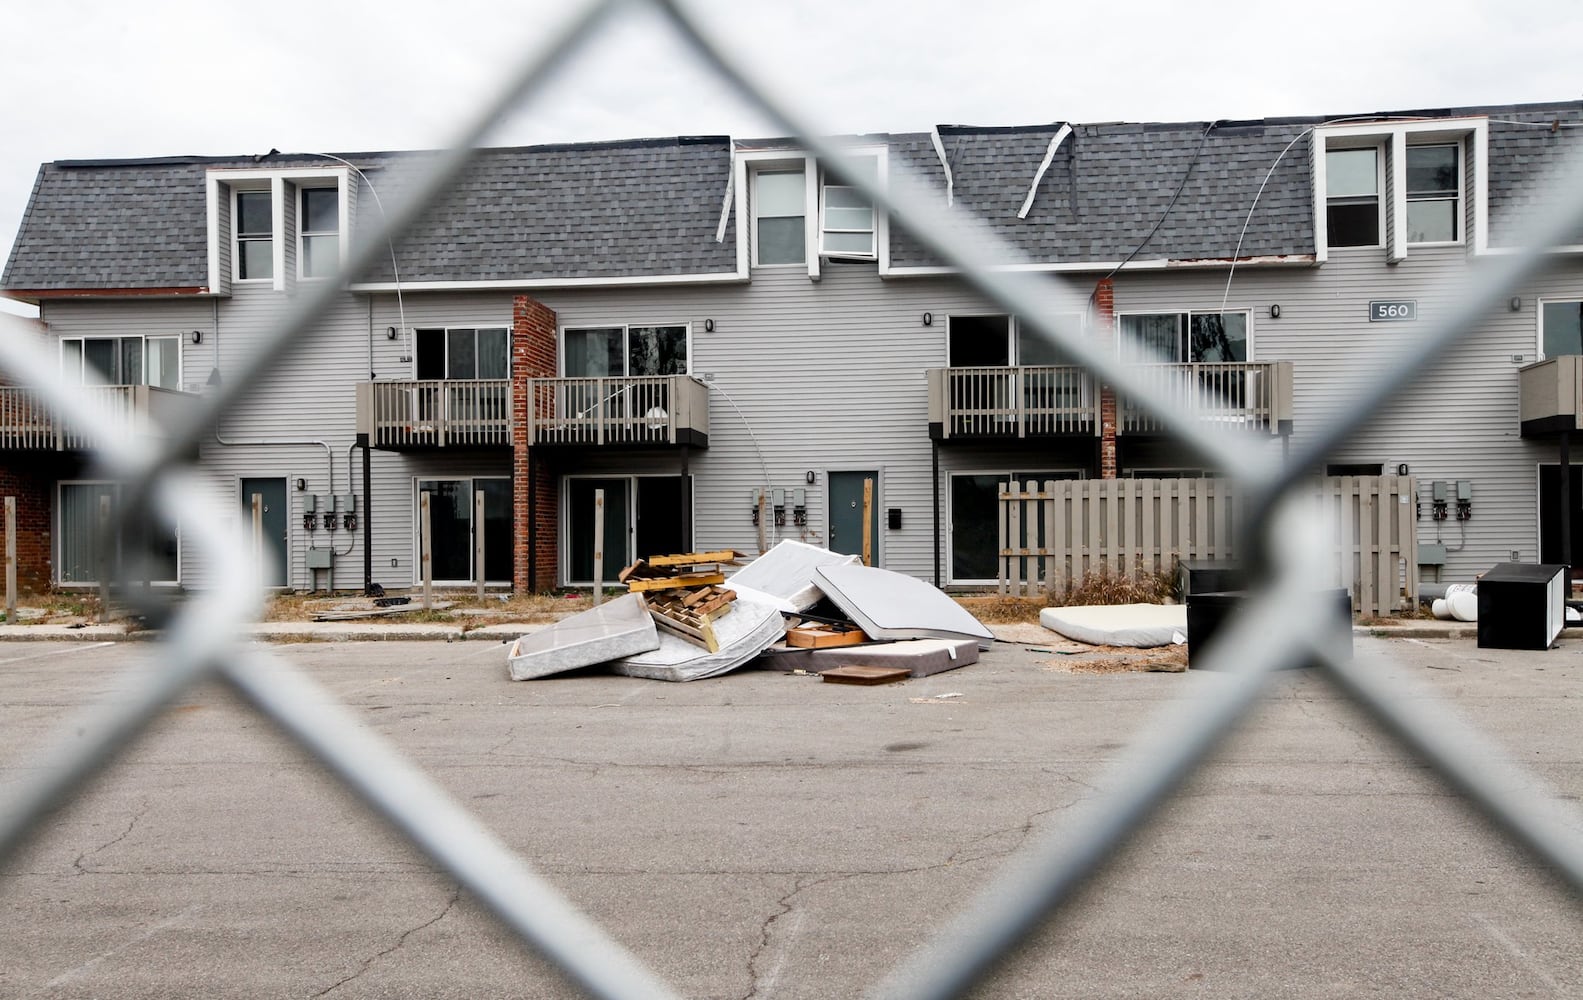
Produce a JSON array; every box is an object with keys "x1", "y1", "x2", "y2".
[{"x1": 3, "y1": 0, "x2": 1583, "y2": 996}]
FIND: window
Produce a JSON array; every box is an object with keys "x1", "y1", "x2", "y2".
[
  {"x1": 947, "y1": 314, "x2": 1081, "y2": 367},
  {"x1": 1326, "y1": 148, "x2": 1381, "y2": 248},
  {"x1": 1541, "y1": 300, "x2": 1583, "y2": 358},
  {"x1": 415, "y1": 478, "x2": 510, "y2": 584},
  {"x1": 562, "y1": 325, "x2": 688, "y2": 377},
  {"x1": 949, "y1": 470, "x2": 1082, "y2": 584},
  {"x1": 414, "y1": 328, "x2": 509, "y2": 380},
  {"x1": 62, "y1": 336, "x2": 180, "y2": 388},
  {"x1": 753, "y1": 170, "x2": 805, "y2": 266},
  {"x1": 57, "y1": 482, "x2": 178, "y2": 586},
  {"x1": 1118, "y1": 312, "x2": 1248, "y2": 363},
  {"x1": 299, "y1": 187, "x2": 340, "y2": 278},
  {"x1": 1326, "y1": 463, "x2": 1384, "y2": 477},
  {"x1": 235, "y1": 189, "x2": 273, "y2": 280},
  {"x1": 1406, "y1": 144, "x2": 1459, "y2": 244},
  {"x1": 820, "y1": 158, "x2": 877, "y2": 258}
]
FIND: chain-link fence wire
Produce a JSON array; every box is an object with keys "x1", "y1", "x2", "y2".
[{"x1": 1, "y1": 0, "x2": 1582, "y2": 996}]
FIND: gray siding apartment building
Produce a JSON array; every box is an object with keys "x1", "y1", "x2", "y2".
[{"x1": 4, "y1": 100, "x2": 1583, "y2": 595}]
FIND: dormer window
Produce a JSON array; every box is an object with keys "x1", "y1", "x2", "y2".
[
  {"x1": 1406, "y1": 144, "x2": 1459, "y2": 244},
  {"x1": 820, "y1": 158, "x2": 877, "y2": 258},
  {"x1": 1325, "y1": 148, "x2": 1381, "y2": 249},
  {"x1": 299, "y1": 187, "x2": 340, "y2": 279},
  {"x1": 753, "y1": 170, "x2": 806, "y2": 266},
  {"x1": 235, "y1": 190, "x2": 274, "y2": 280}
]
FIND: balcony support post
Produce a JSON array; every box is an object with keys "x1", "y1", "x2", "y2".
[{"x1": 1563, "y1": 429, "x2": 1572, "y2": 577}]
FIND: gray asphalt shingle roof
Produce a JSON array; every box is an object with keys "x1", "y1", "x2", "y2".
[{"x1": 5, "y1": 100, "x2": 1582, "y2": 295}]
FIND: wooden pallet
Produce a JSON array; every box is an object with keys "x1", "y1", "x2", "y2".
[
  {"x1": 644, "y1": 585, "x2": 738, "y2": 653},
  {"x1": 785, "y1": 625, "x2": 868, "y2": 649}
]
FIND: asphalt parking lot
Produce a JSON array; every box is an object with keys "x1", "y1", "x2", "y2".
[{"x1": 1, "y1": 634, "x2": 1581, "y2": 999}]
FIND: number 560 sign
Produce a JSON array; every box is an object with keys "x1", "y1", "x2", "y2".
[{"x1": 1369, "y1": 300, "x2": 1418, "y2": 321}]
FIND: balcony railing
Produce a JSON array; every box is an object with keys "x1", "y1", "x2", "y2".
[
  {"x1": 0, "y1": 385, "x2": 200, "y2": 451},
  {"x1": 524, "y1": 375, "x2": 709, "y2": 447},
  {"x1": 1117, "y1": 361, "x2": 1294, "y2": 436},
  {"x1": 356, "y1": 380, "x2": 511, "y2": 449},
  {"x1": 927, "y1": 366, "x2": 1099, "y2": 439},
  {"x1": 1518, "y1": 354, "x2": 1583, "y2": 437}
]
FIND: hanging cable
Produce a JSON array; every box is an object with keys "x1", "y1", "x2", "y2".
[{"x1": 304, "y1": 153, "x2": 408, "y2": 341}]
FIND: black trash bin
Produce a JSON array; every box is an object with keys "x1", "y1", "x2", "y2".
[
  {"x1": 1186, "y1": 589, "x2": 1352, "y2": 669},
  {"x1": 1476, "y1": 562, "x2": 1566, "y2": 650}
]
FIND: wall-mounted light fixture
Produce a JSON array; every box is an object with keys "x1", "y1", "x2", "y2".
[
  {"x1": 1397, "y1": 463, "x2": 1409, "y2": 476},
  {"x1": 295, "y1": 477, "x2": 307, "y2": 491},
  {"x1": 805, "y1": 470, "x2": 816, "y2": 485},
  {"x1": 922, "y1": 312, "x2": 933, "y2": 327},
  {"x1": 1269, "y1": 304, "x2": 1281, "y2": 319},
  {"x1": 386, "y1": 326, "x2": 399, "y2": 340},
  {"x1": 1509, "y1": 296, "x2": 1522, "y2": 312},
  {"x1": 703, "y1": 319, "x2": 715, "y2": 333},
  {"x1": 189, "y1": 330, "x2": 203, "y2": 344}
]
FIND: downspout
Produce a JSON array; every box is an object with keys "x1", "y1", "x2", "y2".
[
  {"x1": 361, "y1": 441, "x2": 373, "y2": 593},
  {"x1": 932, "y1": 439, "x2": 941, "y2": 588}
]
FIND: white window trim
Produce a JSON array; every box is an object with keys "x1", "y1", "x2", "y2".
[
  {"x1": 1536, "y1": 297, "x2": 1583, "y2": 360},
  {"x1": 1113, "y1": 309, "x2": 1256, "y2": 363},
  {"x1": 1404, "y1": 141, "x2": 1465, "y2": 248},
  {"x1": 734, "y1": 145, "x2": 890, "y2": 281},
  {"x1": 556, "y1": 323, "x2": 693, "y2": 377},
  {"x1": 59, "y1": 334, "x2": 183, "y2": 388},
  {"x1": 56, "y1": 480, "x2": 181, "y2": 588},
  {"x1": 411, "y1": 476, "x2": 511, "y2": 587},
  {"x1": 296, "y1": 185, "x2": 344, "y2": 282},
  {"x1": 1321, "y1": 143, "x2": 1386, "y2": 251},
  {"x1": 230, "y1": 183, "x2": 277, "y2": 285},
  {"x1": 944, "y1": 314, "x2": 1087, "y2": 367},
  {"x1": 558, "y1": 474, "x2": 695, "y2": 588},
  {"x1": 946, "y1": 468, "x2": 1082, "y2": 586},
  {"x1": 410, "y1": 326, "x2": 513, "y2": 380},
  {"x1": 1312, "y1": 117, "x2": 1487, "y2": 263},
  {"x1": 206, "y1": 166, "x2": 351, "y2": 293}
]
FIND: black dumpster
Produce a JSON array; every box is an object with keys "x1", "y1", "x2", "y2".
[
  {"x1": 1175, "y1": 559, "x2": 1246, "y2": 599},
  {"x1": 1186, "y1": 589, "x2": 1353, "y2": 669}
]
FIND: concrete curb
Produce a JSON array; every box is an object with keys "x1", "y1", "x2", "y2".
[{"x1": 0, "y1": 621, "x2": 1481, "y2": 644}]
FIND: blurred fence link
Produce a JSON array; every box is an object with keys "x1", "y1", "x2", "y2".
[{"x1": 2, "y1": 0, "x2": 1581, "y2": 997}]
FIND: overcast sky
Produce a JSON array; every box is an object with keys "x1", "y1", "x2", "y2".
[{"x1": 3, "y1": 0, "x2": 1580, "y2": 317}]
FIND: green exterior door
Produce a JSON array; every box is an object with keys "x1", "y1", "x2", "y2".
[
  {"x1": 240, "y1": 477, "x2": 288, "y2": 587},
  {"x1": 828, "y1": 471, "x2": 879, "y2": 565}
]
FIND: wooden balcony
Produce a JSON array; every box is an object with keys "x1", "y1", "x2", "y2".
[
  {"x1": 1519, "y1": 355, "x2": 1583, "y2": 437},
  {"x1": 0, "y1": 385, "x2": 201, "y2": 451},
  {"x1": 927, "y1": 366, "x2": 1099, "y2": 440},
  {"x1": 1117, "y1": 361, "x2": 1294, "y2": 436},
  {"x1": 524, "y1": 375, "x2": 709, "y2": 447},
  {"x1": 356, "y1": 380, "x2": 511, "y2": 449}
]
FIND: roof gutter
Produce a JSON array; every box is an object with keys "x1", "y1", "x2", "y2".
[
  {"x1": 1017, "y1": 124, "x2": 1072, "y2": 219},
  {"x1": 929, "y1": 127, "x2": 954, "y2": 207}
]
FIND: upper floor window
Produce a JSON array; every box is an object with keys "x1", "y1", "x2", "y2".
[
  {"x1": 753, "y1": 170, "x2": 806, "y2": 266},
  {"x1": 820, "y1": 158, "x2": 878, "y2": 259},
  {"x1": 1119, "y1": 312, "x2": 1249, "y2": 363},
  {"x1": 299, "y1": 187, "x2": 340, "y2": 279},
  {"x1": 1405, "y1": 144, "x2": 1459, "y2": 244},
  {"x1": 1325, "y1": 148, "x2": 1381, "y2": 249},
  {"x1": 563, "y1": 325, "x2": 689, "y2": 377},
  {"x1": 947, "y1": 314, "x2": 1080, "y2": 367},
  {"x1": 235, "y1": 190, "x2": 273, "y2": 280},
  {"x1": 415, "y1": 328, "x2": 508, "y2": 380},
  {"x1": 62, "y1": 336, "x2": 180, "y2": 389},
  {"x1": 1541, "y1": 300, "x2": 1583, "y2": 358}
]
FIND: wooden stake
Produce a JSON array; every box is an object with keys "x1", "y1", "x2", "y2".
[
  {"x1": 419, "y1": 490, "x2": 432, "y2": 611},
  {"x1": 862, "y1": 477, "x2": 874, "y2": 567},
  {"x1": 4, "y1": 496, "x2": 15, "y2": 623},
  {"x1": 474, "y1": 488, "x2": 486, "y2": 601},
  {"x1": 593, "y1": 488, "x2": 605, "y2": 606}
]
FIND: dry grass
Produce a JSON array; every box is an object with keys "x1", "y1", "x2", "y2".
[
  {"x1": 955, "y1": 595, "x2": 1046, "y2": 624},
  {"x1": 1052, "y1": 568, "x2": 1177, "y2": 607}
]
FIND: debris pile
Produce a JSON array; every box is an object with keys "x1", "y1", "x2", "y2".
[{"x1": 506, "y1": 541, "x2": 993, "y2": 684}]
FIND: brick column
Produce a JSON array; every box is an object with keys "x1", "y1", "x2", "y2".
[
  {"x1": 512, "y1": 296, "x2": 558, "y2": 593},
  {"x1": 1094, "y1": 278, "x2": 1119, "y2": 479},
  {"x1": 0, "y1": 461, "x2": 58, "y2": 594}
]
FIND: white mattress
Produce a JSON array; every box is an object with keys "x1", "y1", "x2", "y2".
[
  {"x1": 813, "y1": 564, "x2": 994, "y2": 649},
  {"x1": 505, "y1": 592, "x2": 659, "y2": 680},
  {"x1": 725, "y1": 540, "x2": 860, "y2": 612},
  {"x1": 611, "y1": 599, "x2": 785, "y2": 682},
  {"x1": 1039, "y1": 604, "x2": 1188, "y2": 648}
]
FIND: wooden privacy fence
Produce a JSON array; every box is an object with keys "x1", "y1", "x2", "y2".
[{"x1": 999, "y1": 476, "x2": 1419, "y2": 617}]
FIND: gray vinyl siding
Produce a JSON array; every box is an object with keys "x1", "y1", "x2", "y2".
[
  {"x1": 214, "y1": 191, "x2": 231, "y2": 296},
  {"x1": 1113, "y1": 247, "x2": 1576, "y2": 581},
  {"x1": 280, "y1": 183, "x2": 297, "y2": 293}
]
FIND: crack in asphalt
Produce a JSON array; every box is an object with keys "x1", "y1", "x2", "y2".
[
  {"x1": 72, "y1": 801, "x2": 148, "y2": 876},
  {"x1": 311, "y1": 885, "x2": 461, "y2": 998},
  {"x1": 736, "y1": 787, "x2": 1093, "y2": 998}
]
